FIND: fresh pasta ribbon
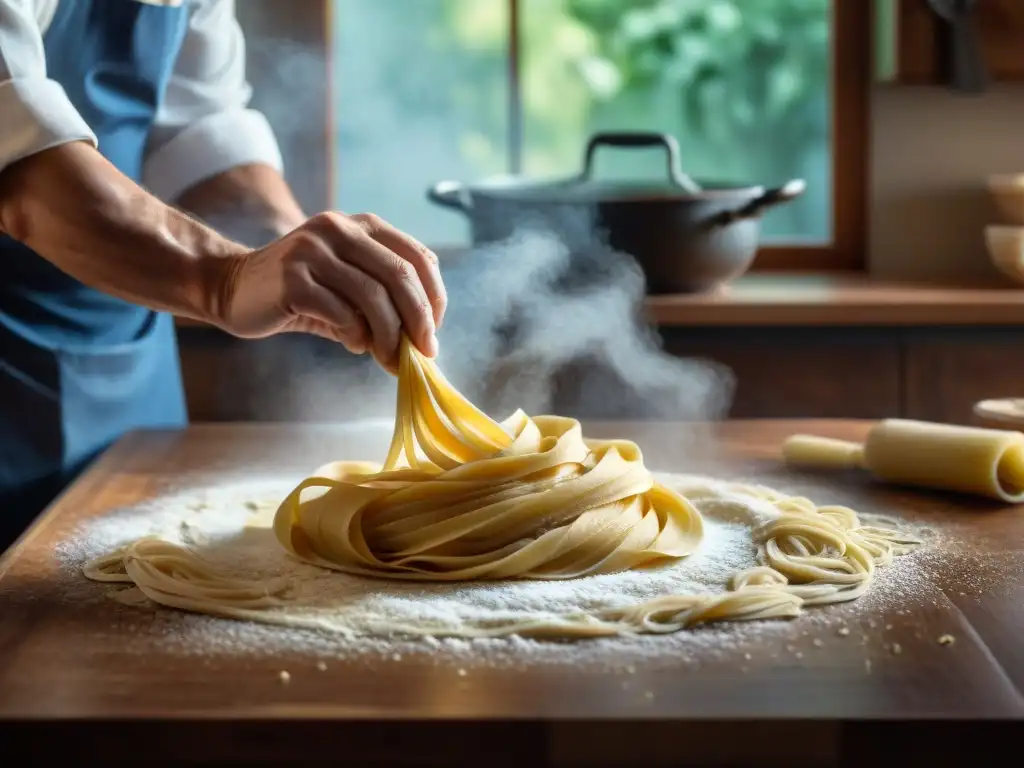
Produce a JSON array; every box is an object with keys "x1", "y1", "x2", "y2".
[
  {"x1": 82, "y1": 337, "x2": 922, "y2": 639},
  {"x1": 272, "y1": 337, "x2": 704, "y2": 580}
]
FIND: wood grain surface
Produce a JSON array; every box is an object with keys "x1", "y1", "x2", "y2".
[{"x1": 0, "y1": 420, "x2": 1021, "y2": 764}]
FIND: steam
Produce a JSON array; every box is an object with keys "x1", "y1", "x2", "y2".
[
  {"x1": 436, "y1": 227, "x2": 734, "y2": 425},
  {"x1": 241, "y1": 36, "x2": 330, "y2": 218},
  {"x1": 192, "y1": 222, "x2": 735, "y2": 436},
  {"x1": 217, "y1": 221, "x2": 735, "y2": 434},
  {"x1": 192, "y1": 17, "x2": 736, "y2": 442}
]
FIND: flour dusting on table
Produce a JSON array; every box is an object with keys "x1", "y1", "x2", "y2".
[{"x1": 51, "y1": 474, "x2": 979, "y2": 670}]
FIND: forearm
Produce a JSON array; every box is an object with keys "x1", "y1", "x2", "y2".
[
  {"x1": 0, "y1": 141, "x2": 244, "y2": 324},
  {"x1": 175, "y1": 163, "x2": 306, "y2": 246}
]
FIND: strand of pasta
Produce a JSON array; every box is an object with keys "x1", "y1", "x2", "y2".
[{"x1": 82, "y1": 337, "x2": 921, "y2": 638}]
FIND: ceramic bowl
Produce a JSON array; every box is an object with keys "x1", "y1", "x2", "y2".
[
  {"x1": 985, "y1": 225, "x2": 1024, "y2": 282},
  {"x1": 988, "y1": 174, "x2": 1024, "y2": 225},
  {"x1": 974, "y1": 398, "x2": 1024, "y2": 430}
]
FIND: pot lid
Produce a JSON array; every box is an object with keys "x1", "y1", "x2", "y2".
[
  {"x1": 468, "y1": 132, "x2": 763, "y2": 203},
  {"x1": 466, "y1": 175, "x2": 763, "y2": 203}
]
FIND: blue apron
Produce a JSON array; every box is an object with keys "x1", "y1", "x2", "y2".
[{"x1": 0, "y1": 0, "x2": 190, "y2": 548}]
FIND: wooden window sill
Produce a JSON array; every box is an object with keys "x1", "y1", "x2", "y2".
[{"x1": 174, "y1": 273, "x2": 1024, "y2": 331}]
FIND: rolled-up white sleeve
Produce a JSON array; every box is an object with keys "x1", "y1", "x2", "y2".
[
  {"x1": 0, "y1": 0, "x2": 98, "y2": 174},
  {"x1": 143, "y1": 0, "x2": 283, "y2": 202}
]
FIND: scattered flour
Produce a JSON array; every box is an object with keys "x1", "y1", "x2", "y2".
[{"x1": 49, "y1": 473, "x2": 1004, "y2": 671}]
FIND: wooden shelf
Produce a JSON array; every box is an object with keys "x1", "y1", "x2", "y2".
[
  {"x1": 175, "y1": 274, "x2": 1024, "y2": 332},
  {"x1": 645, "y1": 273, "x2": 1024, "y2": 326}
]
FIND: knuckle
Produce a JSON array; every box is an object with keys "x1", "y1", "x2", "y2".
[
  {"x1": 398, "y1": 299, "x2": 433, "y2": 339},
  {"x1": 338, "y1": 223, "x2": 366, "y2": 244},
  {"x1": 405, "y1": 239, "x2": 436, "y2": 263},
  {"x1": 280, "y1": 239, "x2": 322, "y2": 276},
  {"x1": 415, "y1": 299, "x2": 434, "y2": 324},
  {"x1": 352, "y1": 212, "x2": 385, "y2": 231},
  {"x1": 288, "y1": 229, "x2": 322, "y2": 253},
  {"x1": 312, "y1": 210, "x2": 343, "y2": 228},
  {"x1": 391, "y1": 257, "x2": 416, "y2": 283},
  {"x1": 397, "y1": 238, "x2": 436, "y2": 268},
  {"x1": 314, "y1": 211, "x2": 361, "y2": 241}
]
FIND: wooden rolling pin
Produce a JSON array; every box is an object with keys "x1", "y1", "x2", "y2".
[{"x1": 782, "y1": 418, "x2": 1024, "y2": 503}]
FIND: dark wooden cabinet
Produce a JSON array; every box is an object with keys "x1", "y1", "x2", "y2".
[
  {"x1": 903, "y1": 328, "x2": 1024, "y2": 423},
  {"x1": 540, "y1": 330, "x2": 903, "y2": 423},
  {"x1": 658, "y1": 329, "x2": 903, "y2": 420},
  {"x1": 179, "y1": 325, "x2": 1024, "y2": 426},
  {"x1": 879, "y1": 0, "x2": 1024, "y2": 85}
]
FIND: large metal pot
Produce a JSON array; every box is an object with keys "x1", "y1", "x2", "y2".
[{"x1": 427, "y1": 132, "x2": 805, "y2": 294}]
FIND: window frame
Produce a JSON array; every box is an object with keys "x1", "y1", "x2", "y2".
[{"x1": 320, "y1": 0, "x2": 870, "y2": 272}]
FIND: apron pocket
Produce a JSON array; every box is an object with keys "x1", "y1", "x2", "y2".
[
  {"x1": 0, "y1": 350, "x2": 62, "y2": 494},
  {"x1": 57, "y1": 312, "x2": 187, "y2": 472}
]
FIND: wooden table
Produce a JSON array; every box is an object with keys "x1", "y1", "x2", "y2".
[{"x1": 1, "y1": 420, "x2": 1022, "y2": 765}]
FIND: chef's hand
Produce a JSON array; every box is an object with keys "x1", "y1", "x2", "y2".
[{"x1": 214, "y1": 212, "x2": 446, "y2": 372}]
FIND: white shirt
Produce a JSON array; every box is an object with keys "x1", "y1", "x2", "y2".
[{"x1": 0, "y1": 0, "x2": 284, "y2": 202}]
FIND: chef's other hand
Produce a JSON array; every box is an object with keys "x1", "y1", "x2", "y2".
[{"x1": 214, "y1": 212, "x2": 446, "y2": 372}]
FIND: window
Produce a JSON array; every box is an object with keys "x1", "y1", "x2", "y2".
[{"x1": 329, "y1": 0, "x2": 868, "y2": 270}]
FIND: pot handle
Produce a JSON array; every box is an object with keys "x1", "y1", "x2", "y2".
[
  {"x1": 580, "y1": 132, "x2": 701, "y2": 194},
  {"x1": 709, "y1": 179, "x2": 807, "y2": 227},
  {"x1": 427, "y1": 180, "x2": 471, "y2": 212}
]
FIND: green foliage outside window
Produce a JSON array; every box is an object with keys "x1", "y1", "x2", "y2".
[{"x1": 335, "y1": 0, "x2": 832, "y2": 243}]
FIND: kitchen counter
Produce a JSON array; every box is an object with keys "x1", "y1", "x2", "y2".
[{"x1": 1, "y1": 420, "x2": 1022, "y2": 763}]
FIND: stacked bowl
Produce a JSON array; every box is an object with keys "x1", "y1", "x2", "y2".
[{"x1": 986, "y1": 175, "x2": 1024, "y2": 281}]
